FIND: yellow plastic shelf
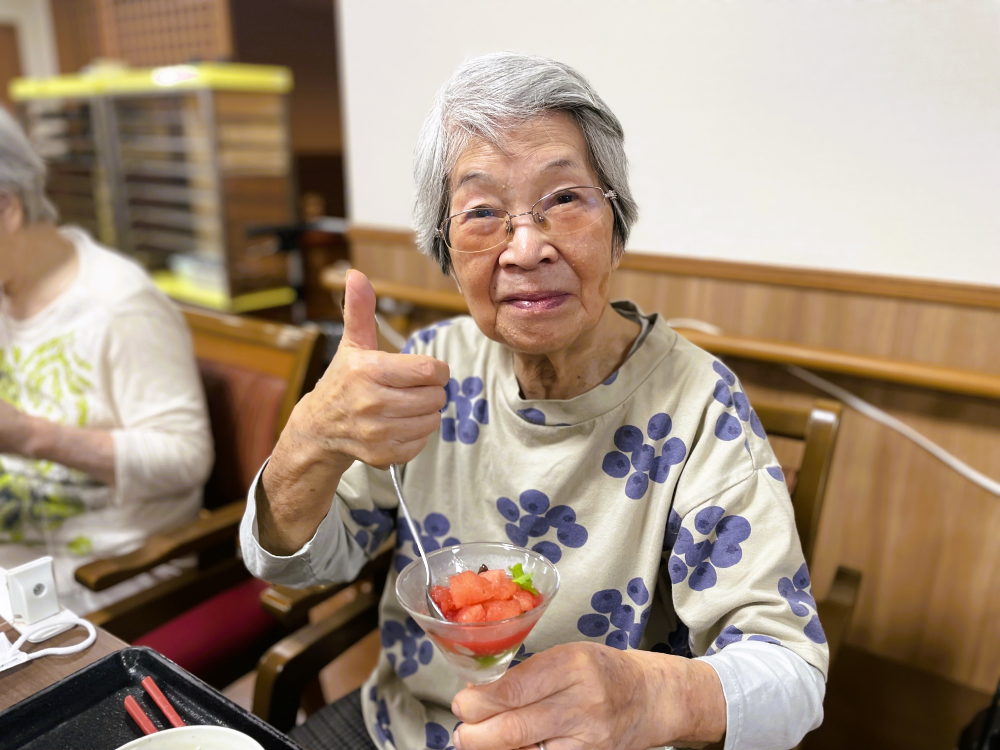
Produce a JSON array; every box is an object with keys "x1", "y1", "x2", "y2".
[
  {"x1": 153, "y1": 271, "x2": 295, "y2": 313},
  {"x1": 11, "y1": 62, "x2": 292, "y2": 101}
]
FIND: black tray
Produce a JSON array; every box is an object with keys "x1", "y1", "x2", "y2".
[{"x1": 0, "y1": 647, "x2": 302, "y2": 750}]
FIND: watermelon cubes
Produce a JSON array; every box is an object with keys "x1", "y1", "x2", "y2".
[
  {"x1": 432, "y1": 565, "x2": 542, "y2": 625},
  {"x1": 484, "y1": 599, "x2": 521, "y2": 621},
  {"x1": 448, "y1": 570, "x2": 493, "y2": 608}
]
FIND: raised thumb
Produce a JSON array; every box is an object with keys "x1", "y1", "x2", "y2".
[{"x1": 340, "y1": 270, "x2": 378, "y2": 351}]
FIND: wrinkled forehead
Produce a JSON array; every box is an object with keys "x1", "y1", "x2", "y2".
[{"x1": 447, "y1": 112, "x2": 597, "y2": 196}]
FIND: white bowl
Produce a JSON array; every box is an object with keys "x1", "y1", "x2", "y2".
[{"x1": 116, "y1": 725, "x2": 265, "y2": 750}]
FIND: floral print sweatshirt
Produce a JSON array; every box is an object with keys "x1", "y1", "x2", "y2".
[{"x1": 242, "y1": 303, "x2": 828, "y2": 750}]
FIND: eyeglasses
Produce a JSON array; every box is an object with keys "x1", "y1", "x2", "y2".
[{"x1": 437, "y1": 186, "x2": 617, "y2": 254}]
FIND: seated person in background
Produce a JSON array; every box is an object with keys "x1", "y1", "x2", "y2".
[
  {"x1": 0, "y1": 107, "x2": 213, "y2": 615},
  {"x1": 243, "y1": 53, "x2": 827, "y2": 750}
]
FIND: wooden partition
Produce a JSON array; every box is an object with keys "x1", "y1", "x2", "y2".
[{"x1": 344, "y1": 226, "x2": 1000, "y2": 693}]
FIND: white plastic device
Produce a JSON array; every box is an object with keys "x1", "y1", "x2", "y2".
[{"x1": 0, "y1": 556, "x2": 76, "y2": 641}]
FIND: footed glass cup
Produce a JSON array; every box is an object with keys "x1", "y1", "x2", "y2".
[{"x1": 395, "y1": 542, "x2": 560, "y2": 684}]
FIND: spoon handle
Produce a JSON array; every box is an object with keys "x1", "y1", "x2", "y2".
[
  {"x1": 389, "y1": 464, "x2": 428, "y2": 579},
  {"x1": 389, "y1": 464, "x2": 447, "y2": 620}
]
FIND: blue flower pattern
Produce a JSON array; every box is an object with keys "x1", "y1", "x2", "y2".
[
  {"x1": 779, "y1": 563, "x2": 827, "y2": 644},
  {"x1": 496, "y1": 490, "x2": 588, "y2": 563},
  {"x1": 441, "y1": 376, "x2": 488, "y2": 444},
  {"x1": 515, "y1": 407, "x2": 570, "y2": 427},
  {"x1": 712, "y1": 361, "x2": 766, "y2": 442},
  {"x1": 659, "y1": 508, "x2": 683, "y2": 571},
  {"x1": 381, "y1": 616, "x2": 435, "y2": 679},
  {"x1": 394, "y1": 512, "x2": 460, "y2": 573},
  {"x1": 577, "y1": 578, "x2": 653, "y2": 650},
  {"x1": 663, "y1": 508, "x2": 682, "y2": 553},
  {"x1": 668, "y1": 506, "x2": 752, "y2": 591},
  {"x1": 399, "y1": 320, "x2": 452, "y2": 354},
  {"x1": 704, "y1": 625, "x2": 781, "y2": 656},
  {"x1": 425, "y1": 721, "x2": 458, "y2": 750},
  {"x1": 602, "y1": 414, "x2": 688, "y2": 499},
  {"x1": 350, "y1": 508, "x2": 394, "y2": 554},
  {"x1": 516, "y1": 407, "x2": 546, "y2": 425},
  {"x1": 368, "y1": 685, "x2": 394, "y2": 746},
  {"x1": 652, "y1": 620, "x2": 692, "y2": 658}
]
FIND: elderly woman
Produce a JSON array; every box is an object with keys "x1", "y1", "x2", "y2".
[
  {"x1": 243, "y1": 53, "x2": 826, "y2": 750},
  {"x1": 0, "y1": 108, "x2": 213, "y2": 614}
]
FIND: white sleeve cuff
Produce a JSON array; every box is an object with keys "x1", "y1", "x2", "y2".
[
  {"x1": 239, "y1": 458, "x2": 346, "y2": 587},
  {"x1": 697, "y1": 640, "x2": 826, "y2": 750}
]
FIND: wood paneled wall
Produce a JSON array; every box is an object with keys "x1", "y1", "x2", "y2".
[{"x1": 347, "y1": 226, "x2": 1000, "y2": 692}]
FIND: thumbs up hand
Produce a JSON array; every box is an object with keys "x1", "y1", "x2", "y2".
[
  {"x1": 258, "y1": 270, "x2": 450, "y2": 554},
  {"x1": 338, "y1": 266, "x2": 380, "y2": 352}
]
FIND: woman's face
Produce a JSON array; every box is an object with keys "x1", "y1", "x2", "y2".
[{"x1": 447, "y1": 112, "x2": 620, "y2": 356}]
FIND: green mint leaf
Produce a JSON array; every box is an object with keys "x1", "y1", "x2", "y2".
[{"x1": 508, "y1": 564, "x2": 539, "y2": 596}]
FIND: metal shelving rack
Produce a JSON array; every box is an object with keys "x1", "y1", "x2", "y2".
[{"x1": 11, "y1": 63, "x2": 297, "y2": 314}]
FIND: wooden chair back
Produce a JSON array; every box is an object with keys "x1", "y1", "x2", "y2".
[
  {"x1": 183, "y1": 308, "x2": 326, "y2": 508},
  {"x1": 77, "y1": 310, "x2": 326, "y2": 646},
  {"x1": 752, "y1": 398, "x2": 842, "y2": 564}
]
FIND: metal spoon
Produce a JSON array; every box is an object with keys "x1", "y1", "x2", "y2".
[{"x1": 389, "y1": 464, "x2": 447, "y2": 620}]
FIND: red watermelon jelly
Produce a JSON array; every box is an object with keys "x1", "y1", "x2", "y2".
[
  {"x1": 394, "y1": 543, "x2": 560, "y2": 684},
  {"x1": 427, "y1": 565, "x2": 545, "y2": 668}
]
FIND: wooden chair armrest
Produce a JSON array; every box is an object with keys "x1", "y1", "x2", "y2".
[
  {"x1": 816, "y1": 565, "x2": 862, "y2": 664},
  {"x1": 85, "y1": 557, "x2": 250, "y2": 642},
  {"x1": 259, "y1": 541, "x2": 395, "y2": 628},
  {"x1": 259, "y1": 583, "x2": 343, "y2": 627},
  {"x1": 253, "y1": 578, "x2": 382, "y2": 731},
  {"x1": 75, "y1": 500, "x2": 246, "y2": 591}
]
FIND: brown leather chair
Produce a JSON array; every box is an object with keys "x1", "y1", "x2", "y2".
[
  {"x1": 250, "y1": 397, "x2": 861, "y2": 731},
  {"x1": 75, "y1": 307, "x2": 326, "y2": 688}
]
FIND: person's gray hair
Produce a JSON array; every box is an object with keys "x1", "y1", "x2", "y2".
[
  {"x1": 414, "y1": 52, "x2": 638, "y2": 274},
  {"x1": 0, "y1": 106, "x2": 59, "y2": 225}
]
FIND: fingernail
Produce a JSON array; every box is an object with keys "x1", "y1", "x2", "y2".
[
  {"x1": 452, "y1": 729, "x2": 463, "y2": 750},
  {"x1": 451, "y1": 699, "x2": 463, "y2": 720}
]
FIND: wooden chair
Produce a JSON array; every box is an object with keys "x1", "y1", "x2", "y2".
[
  {"x1": 751, "y1": 399, "x2": 862, "y2": 666},
  {"x1": 74, "y1": 307, "x2": 326, "y2": 688},
  {"x1": 250, "y1": 397, "x2": 861, "y2": 731}
]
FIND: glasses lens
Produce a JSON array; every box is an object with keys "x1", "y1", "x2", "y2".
[
  {"x1": 443, "y1": 208, "x2": 508, "y2": 254},
  {"x1": 534, "y1": 187, "x2": 608, "y2": 237}
]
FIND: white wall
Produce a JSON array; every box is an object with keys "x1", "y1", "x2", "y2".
[
  {"x1": 337, "y1": 0, "x2": 1000, "y2": 287},
  {"x1": 0, "y1": 0, "x2": 58, "y2": 78}
]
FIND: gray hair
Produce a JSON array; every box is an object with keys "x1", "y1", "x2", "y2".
[
  {"x1": 0, "y1": 106, "x2": 59, "y2": 225},
  {"x1": 414, "y1": 52, "x2": 638, "y2": 274}
]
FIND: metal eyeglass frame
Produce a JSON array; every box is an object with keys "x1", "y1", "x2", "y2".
[{"x1": 436, "y1": 186, "x2": 618, "y2": 254}]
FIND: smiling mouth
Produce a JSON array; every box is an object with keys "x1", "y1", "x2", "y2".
[{"x1": 500, "y1": 292, "x2": 570, "y2": 311}]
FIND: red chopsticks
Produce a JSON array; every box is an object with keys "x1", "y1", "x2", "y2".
[
  {"x1": 124, "y1": 696, "x2": 157, "y2": 736},
  {"x1": 123, "y1": 676, "x2": 187, "y2": 735},
  {"x1": 141, "y1": 676, "x2": 186, "y2": 728}
]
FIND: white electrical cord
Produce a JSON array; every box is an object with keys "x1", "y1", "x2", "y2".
[
  {"x1": 665, "y1": 317, "x2": 1000, "y2": 498},
  {"x1": 665, "y1": 318, "x2": 724, "y2": 336},
  {"x1": 374, "y1": 313, "x2": 409, "y2": 352},
  {"x1": 785, "y1": 365, "x2": 1000, "y2": 498},
  {"x1": 0, "y1": 616, "x2": 97, "y2": 672}
]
